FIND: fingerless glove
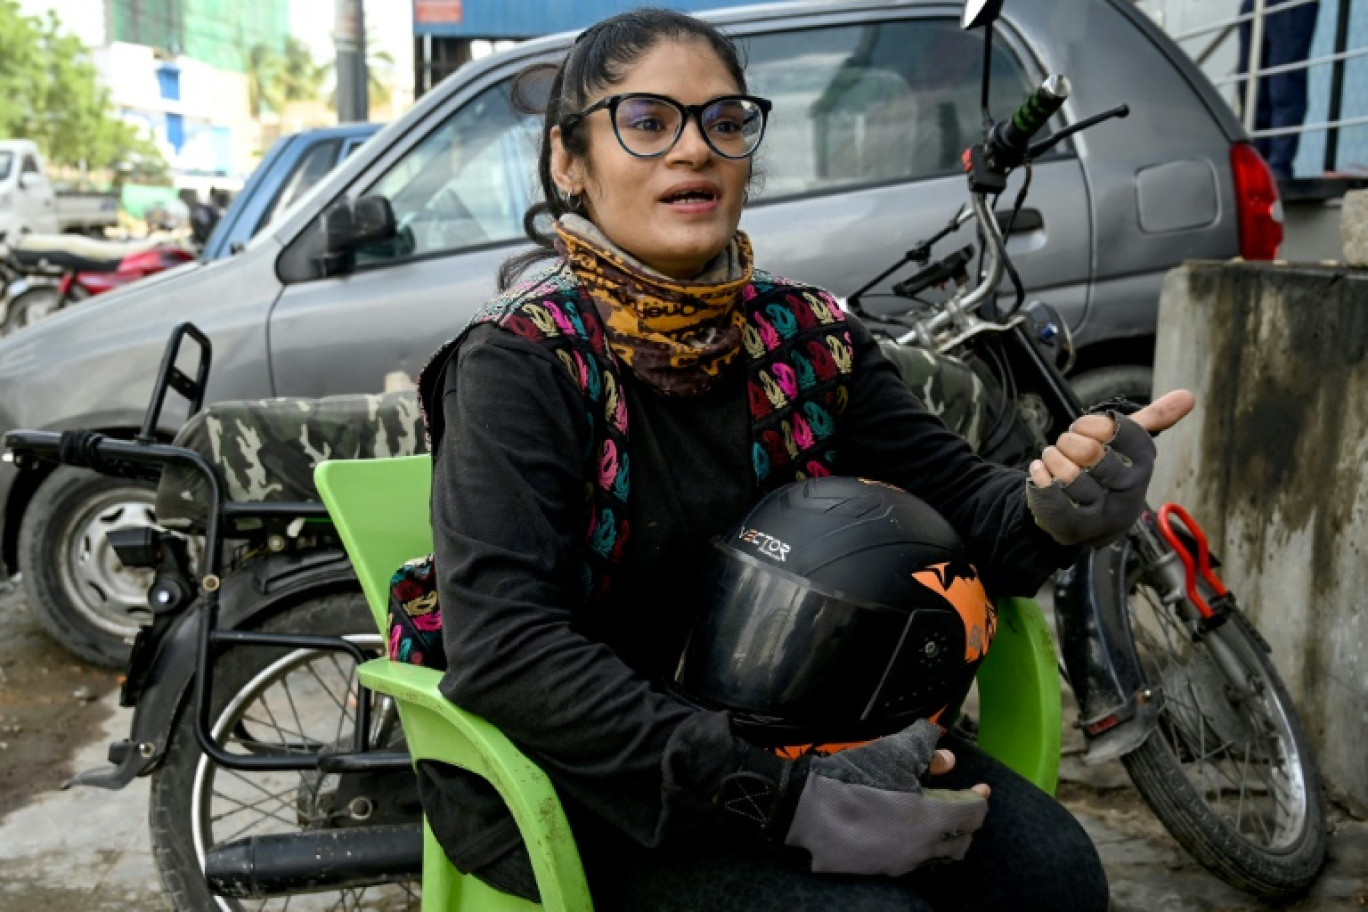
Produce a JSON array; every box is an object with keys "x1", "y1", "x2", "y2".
[
  {"x1": 1026, "y1": 412, "x2": 1156, "y2": 547},
  {"x1": 716, "y1": 720, "x2": 988, "y2": 877}
]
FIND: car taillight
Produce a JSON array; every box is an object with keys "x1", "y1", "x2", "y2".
[{"x1": 1230, "y1": 142, "x2": 1283, "y2": 261}]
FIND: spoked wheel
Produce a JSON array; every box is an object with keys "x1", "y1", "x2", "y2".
[
  {"x1": 151, "y1": 592, "x2": 422, "y2": 911},
  {"x1": 1114, "y1": 538, "x2": 1328, "y2": 899}
]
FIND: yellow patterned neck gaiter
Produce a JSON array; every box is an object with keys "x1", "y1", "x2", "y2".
[{"x1": 554, "y1": 216, "x2": 754, "y2": 397}]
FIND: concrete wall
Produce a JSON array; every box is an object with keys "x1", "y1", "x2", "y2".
[{"x1": 1150, "y1": 261, "x2": 1368, "y2": 814}]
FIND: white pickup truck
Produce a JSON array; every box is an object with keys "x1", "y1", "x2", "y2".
[{"x1": 0, "y1": 140, "x2": 120, "y2": 242}]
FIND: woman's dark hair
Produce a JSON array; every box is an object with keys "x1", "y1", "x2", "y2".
[{"x1": 498, "y1": 8, "x2": 749, "y2": 289}]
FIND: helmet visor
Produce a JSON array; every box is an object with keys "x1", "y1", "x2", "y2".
[{"x1": 672, "y1": 543, "x2": 968, "y2": 745}]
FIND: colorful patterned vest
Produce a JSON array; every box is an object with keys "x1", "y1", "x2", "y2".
[{"x1": 392, "y1": 261, "x2": 854, "y2": 668}]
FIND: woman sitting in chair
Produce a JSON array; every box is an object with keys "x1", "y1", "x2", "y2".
[{"x1": 415, "y1": 8, "x2": 1192, "y2": 909}]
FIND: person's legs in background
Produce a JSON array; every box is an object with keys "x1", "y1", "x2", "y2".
[{"x1": 1261, "y1": 1, "x2": 1320, "y2": 179}]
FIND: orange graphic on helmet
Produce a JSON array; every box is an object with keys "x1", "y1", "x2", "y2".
[{"x1": 911, "y1": 561, "x2": 996, "y2": 661}]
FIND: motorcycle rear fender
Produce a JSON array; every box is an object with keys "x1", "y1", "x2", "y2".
[
  {"x1": 66, "y1": 546, "x2": 360, "y2": 790},
  {"x1": 1053, "y1": 543, "x2": 1160, "y2": 765}
]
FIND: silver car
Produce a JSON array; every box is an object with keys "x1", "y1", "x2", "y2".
[{"x1": 0, "y1": 0, "x2": 1273, "y2": 665}]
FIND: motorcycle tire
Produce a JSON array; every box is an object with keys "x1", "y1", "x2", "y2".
[
  {"x1": 1, "y1": 284, "x2": 61, "y2": 335},
  {"x1": 18, "y1": 466, "x2": 158, "y2": 667},
  {"x1": 1112, "y1": 539, "x2": 1328, "y2": 899},
  {"x1": 149, "y1": 589, "x2": 422, "y2": 911},
  {"x1": 1069, "y1": 364, "x2": 1153, "y2": 412}
]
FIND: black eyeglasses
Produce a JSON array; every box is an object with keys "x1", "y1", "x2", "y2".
[{"x1": 560, "y1": 92, "x2": 772, "y2": 160}]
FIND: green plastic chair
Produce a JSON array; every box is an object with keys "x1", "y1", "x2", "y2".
[{"x1": 315, "y1": 455, "x2": 1061, "y2": 911}]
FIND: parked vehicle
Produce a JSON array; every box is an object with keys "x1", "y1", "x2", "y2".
[
  {"x1": 0, "y1": 0, "x2": 1275, "y2": 668},
  {"x1": 4, "y1": 325, "x2": 422, "y2": 909},
  {"x1": 843, "y1": 12, "x2": 1322, "y2": 894},
  {"x1": 0, "y1": 234, "x2": 195, "y2": 336},
  {"x1": 200, "y1": 123, "x2": 382, "y2": 261},
  {"x1": 0, "y1": 140, "x2": 120, "y2": 240}
]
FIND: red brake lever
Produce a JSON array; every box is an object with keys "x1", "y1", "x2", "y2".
[{"x1": 1155, "y1": 503, "x2": 1228, "y2": 620}]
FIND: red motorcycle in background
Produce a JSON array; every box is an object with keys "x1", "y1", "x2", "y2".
[{"x1": 0, "y1": 233, "x2": 195, "y2": 337}]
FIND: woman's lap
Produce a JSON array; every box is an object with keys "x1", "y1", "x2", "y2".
[{"x1": 583, "y1": 735, "x2": 1110, "y2": 912}]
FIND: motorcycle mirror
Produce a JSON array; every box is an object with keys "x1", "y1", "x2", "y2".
[{"x1": 962, "y1": 0, "x2": 1004, "y2": 30}]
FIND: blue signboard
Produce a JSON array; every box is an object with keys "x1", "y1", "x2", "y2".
[{"x1": 413, "y1": 0, "x2": 765, "y2": 38}]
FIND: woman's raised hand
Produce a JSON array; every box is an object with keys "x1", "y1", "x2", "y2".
[{"x1": 1025, "y1": 390, "x2": 1196, "y2": 547}]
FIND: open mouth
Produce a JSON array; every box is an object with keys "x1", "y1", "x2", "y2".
[{"x1": 662, "y1": 187, "x2": 719, "y2": 205}]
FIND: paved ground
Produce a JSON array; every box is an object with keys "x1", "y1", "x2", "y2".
[{"x1": 0, "y1": 574, "x2": 1364, "y2": 911}]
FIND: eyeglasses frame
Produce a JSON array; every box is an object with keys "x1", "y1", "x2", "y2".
[{"x1": 559, "y1": 92, "x2": 773, "y2": 160}]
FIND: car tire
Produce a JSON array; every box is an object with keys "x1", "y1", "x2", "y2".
[
  {"x1": 1070, "y1": 364, "x2": 1154, "y2": 412},
  {"x1": 18, "y1": 466, "x2": 158, "y2": 667}
]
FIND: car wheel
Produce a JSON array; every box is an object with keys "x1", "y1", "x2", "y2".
[
  {"x1": 18, "y1": 466, "x2": 159, "y2": 667},
  {"x1": 1070, "y1": 364, "x2": 1154, "y2": 412}
]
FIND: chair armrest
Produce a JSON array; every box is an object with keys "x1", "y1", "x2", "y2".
[{"x1": 359, "y1": 659, "x2": 593, "y2": 911}]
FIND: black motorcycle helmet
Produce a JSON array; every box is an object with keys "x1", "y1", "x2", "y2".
[{"x1": 672, "y1": 476, "x2": 997, "y2": 747}]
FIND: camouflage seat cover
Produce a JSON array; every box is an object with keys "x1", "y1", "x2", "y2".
[
  {"x1": 876, "y1": 340, "x2": 1044, "y2": 467},
  {"x1": 155, "y1": 391, "x2": 426, "y2": 531},
  {"x1": 878, "y1": 340, "x2": 992, "y2": 450}
]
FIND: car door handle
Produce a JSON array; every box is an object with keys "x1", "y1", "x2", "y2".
[{"x1": 994, "y1": 208, "x2": 1044, "y2": 235}]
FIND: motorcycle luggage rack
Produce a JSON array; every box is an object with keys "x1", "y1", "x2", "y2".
[
  {"x1": 2, "y1": 423, "x2": 408, "y2": 774},
  {"x1": 139, "y1": 321, "x2": 212, "y2": 444}
]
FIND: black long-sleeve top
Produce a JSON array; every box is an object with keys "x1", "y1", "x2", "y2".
[{"x1": 418, "y1": 307, "x2": 1076, "y2": 872}]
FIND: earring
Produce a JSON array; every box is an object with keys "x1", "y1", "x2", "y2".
[{"x1": 557, "y1": 187, "x2": 582, "y2": 212}]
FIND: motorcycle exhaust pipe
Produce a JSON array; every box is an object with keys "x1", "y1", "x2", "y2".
[{"x1": 203, "y1": 823, "x2": 422, "y2": 898}]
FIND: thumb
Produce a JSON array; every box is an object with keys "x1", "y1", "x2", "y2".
[{"x1": 1127, "y1": 389, "x2": 1195, "y2": 435}]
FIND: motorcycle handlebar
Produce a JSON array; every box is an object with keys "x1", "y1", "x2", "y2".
[{"x1": 989, "y1": 74, "x2": 1071, "y2": 165}]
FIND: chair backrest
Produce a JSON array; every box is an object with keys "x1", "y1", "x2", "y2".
[
  {"x1": 319, "y1": 455, "x2": 596, "y2": 910},
  {"x1": 315, "y1": 454, "x2": 433, "y2": 635}
]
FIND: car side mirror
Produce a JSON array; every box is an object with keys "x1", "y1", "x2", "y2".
[
  {"x1": 962, "y1": 0, "x2": 1004, "y2": 29},
  {"x1": 318, "y1": 195, "x2": 399, "y2": 276}
]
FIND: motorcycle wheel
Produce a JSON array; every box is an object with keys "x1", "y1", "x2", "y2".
[
  {"x1": 1113, "y1": 538, "x2": 1328, "y2": 899},
  {"x1": 1069, "y1": 364, "x2": 1153, "y2": 411},
  {"x1": 150, "y1": 590, "x2": 422, "y2": 911},
  {"x1": 18, "y1": 466, "x2": 158, "y2": 667},
  {"x1": 1, "y1": 283, "x2": 61, "y2": 335}
]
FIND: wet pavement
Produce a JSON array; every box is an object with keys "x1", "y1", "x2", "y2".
[{"x1": 0, "y1": 574, "x2": 1365, "y2": 911}]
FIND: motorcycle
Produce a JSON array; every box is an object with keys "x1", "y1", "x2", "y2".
[
  {"x1": 4, "y1": 324, "x2": 424, "y2": 909},
  {"x1": 0, "y1": 0, "x2": 1327, "y2": 905},
  {"x1": 847, "y1": 0, "x2": 1327, "y2": 897},
  {"x1": 0, "y1": 232, "x2": 195, "y2": 336}
]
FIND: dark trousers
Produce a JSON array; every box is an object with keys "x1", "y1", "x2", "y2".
[
  {"x1": 573, "y1": 734, "x2": 1110, "y2": 912},
  {"x1": 1237, "y1": 0, "x2": 1321, "y2": 180}
]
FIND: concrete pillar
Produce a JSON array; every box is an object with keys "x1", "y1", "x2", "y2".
[{"x1": 1150, "y1": 261, "x2": 1368, "y2": 814}]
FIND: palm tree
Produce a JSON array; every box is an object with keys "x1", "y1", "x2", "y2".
[
  {"x1": 325, "y1": 30, "x2": 396, "y2": 115},
  {"x1": 245, "y1": 39, "x2": 326, "y2": 118},
  {"x1": 244, "y1": 43, "x2": 284, "y2": 117},
  {"x1": 278, "y1": 37, "x2": 326, "y2": 105}
]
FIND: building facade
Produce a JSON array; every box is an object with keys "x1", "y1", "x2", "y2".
[{"x1": 411, "y1": 0, "x2": 768, "y2": 95}]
